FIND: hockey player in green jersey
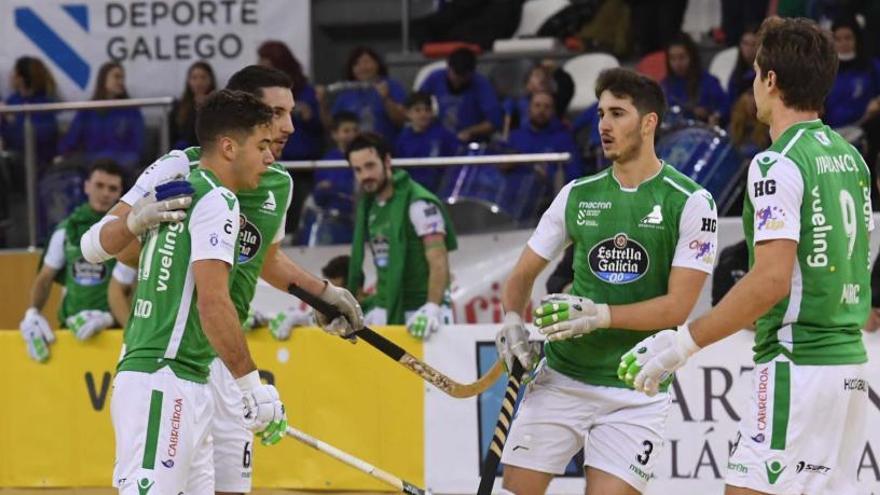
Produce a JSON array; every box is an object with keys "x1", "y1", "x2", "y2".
[
  {"x1": 619, "y1": 17, "x2": 872, "y2": 495},
  {"x1": 494, "y1": 68, "x2": 718, "y2": 494},
  {"x1": 112, "y1": 90, "x2": 286, "y2": 494},
  {"x1": 83, "y1": 66, "x2": 363, "y2": 494}
]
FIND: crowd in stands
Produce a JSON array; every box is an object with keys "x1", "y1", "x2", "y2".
[{"x1": 6, "y1": 1, "x2": 880, "y2": 248}]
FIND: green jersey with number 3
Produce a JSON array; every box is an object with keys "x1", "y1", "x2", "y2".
[{"x1": 743, "y1": 119, "x2": 872, "y2": 365}]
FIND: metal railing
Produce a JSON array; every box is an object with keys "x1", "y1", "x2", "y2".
[
  {"x1": 280, "y1": 152, "x2": 572, "y2": 170},
  {"x1": 0, "y1": 97, "x2": 174, "y2": 249}
]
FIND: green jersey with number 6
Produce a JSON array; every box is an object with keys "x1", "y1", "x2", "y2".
[
  {"x1": 119, "y1": 168, "x2": 241, "y2": 383},
  {"x1": 122, "y1": 147, "x2": 293, "y2": 324},
  {"x1": 743, "y1": 119, "x2": 872, "y2": 365},
  {"x1": 528, "y1": 163, "x2": 718, "y2": 388}
]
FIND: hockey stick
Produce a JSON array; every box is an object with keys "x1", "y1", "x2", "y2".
[
  {"x1": 288, "y1": 284, "x2": 502, "y2": 398},
  {"x1": 477, "y1": 360, "x2": 525, "y2": 495},
  {"x1": 286, "y1": 426, "x2": 428, "y2": 495}
]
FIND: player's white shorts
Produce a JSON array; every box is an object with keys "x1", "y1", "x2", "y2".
[
  {"x1": 111, "y1": 367, "x2": 214, "y2": 494},
  {"x1": 726, "y1": 357, "x2": 868, "y2": 494},
  {"x1": 209, "y1": 357, "x2": 254, "y2": 493},
  {"x1": 501, "y1": 362, "x2": 671, "y2": 492}
]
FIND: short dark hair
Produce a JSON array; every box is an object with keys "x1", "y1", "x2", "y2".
[
  {"x1": 595, "y1": 68, "x2": 666, "y2": 121},
  {"x1": 448, "y1": 48, "x2": 477, "y2": 76},
  {"x1": 196, "y1": 90, "x2": 274, "y2": 150},
  {"x1": 345, "y1": 132, "x2": 392, "y2": 163},
  {"x1": 226, "y1": 65, "x2": 291, "y2": 97},
  {"x1": 756, "y1": 16, "x2": 838, "y2": 112},
  {"x1": 331, "y1": 111, "x2": 359, "y2": 131},
  {"x1": 88, "y1": 158, "x2": 124, "y2": 180},
  {"x1": 322, "y1": 255, "x2": 352, "y2": 280},
  {"x1": 405, "y1": 91, "x2": 432, "y2": 109}
]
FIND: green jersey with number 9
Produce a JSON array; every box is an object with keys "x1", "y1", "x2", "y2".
[{"x1": 743, "y1": 119, "x2": 873, "y2": 365}]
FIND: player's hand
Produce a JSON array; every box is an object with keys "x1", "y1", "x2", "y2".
[
  {"x1": 315, "y1": 281, "x2": 363, "y2": 338},
  {"x1": 66, "y1": 310, "x2": 114, "y2": 340},
  {"x1": 126, "y1": 180, "x2": 194, "y2": 236},
  {"x1": 618, "y1": 325, "x2": 700, "y2": 396},
  {"x1": 495, "y1": 312, "x2": 540, "y2": 373},
  {"x1": 533, "y1": 294, "x2": 610, "y2": 341},
  {"x1": 237, "y1": 371, "x2": 287, "y2": 446},
  {"x1": 406, "y1": 302, "x2": 442, "y2": 340},
  {"x1": 19, "y1": 308, "x2": 54, "y2": 363},
  {"x1": 268, "y1": 307, "x2": 313, "y2": 341},
  {"x1": 242, "y1": 306, "x2": 268, "y2": 332}
]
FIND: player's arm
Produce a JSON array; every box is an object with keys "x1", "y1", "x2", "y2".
[
  {"x1": 108, "y1": 262, "x2": 137, "y2": 327},
  {"x1": 19, "y1": 229, "x2": 65, "y2": 361},
  {"x1": 405, "y1": 201, "x2": 451, "y2": 339},
  {"x1": 620, "y1": 152, "x2": 803, "y2": 395},
  {"x1": 423, "y1": 234, "x2": 448, "y2": 305}
]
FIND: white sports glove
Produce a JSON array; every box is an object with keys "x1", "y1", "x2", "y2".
[
  {"x1": 268, "y1": 307, "x2": 314, "y2": 341},
  {"x1": 19, "y1": 308, "x2": 54, "y2": 363},
  {"x1": 495, "y1": 312, "x2": 541, "y2": 373},
  {"x1": 405, "y1": 302, "x2": 442, "y2": 340},
  {"x1": 237, "y1": 371, "x2": 287, "y2": 446},
  {"x1": 65, "y1": 310, "x2": 114, "y2": 340},
  {"x1": 125, "y1": 184, "x2": 193, "y2": 236},
  {"x1": 315, "y1": 281, "x2": 363, "y2": 338},
  {"x1": 242, "y1": 306, "x2": 269, "y2": 332},
  {"x1": 618, "y1": 325, "x2": 701, "y2": 396},
  {"x1": 533, "y1": 294, "x2": 611, "y2": 341}
]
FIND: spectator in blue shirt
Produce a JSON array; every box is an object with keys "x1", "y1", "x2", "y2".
[
  {"x1": 1, "y1": 56, "x2": 59, "y2": 173},
  {"x1": 170, "y1": 61, "x2": 216, "y2": 150},
  {"x1": 418, "y1": 47, "x2": 502, "y2": 142},
  {"x1": 507, "y1": 91, "x2": 583, "y2": 187},
  {"x1": 502, "y1": 64, "x2": 556, "y2": 135},
  {"x1": 314, "y1": 111, "x2": 358, "y2": 213},
  {"x1": 318, "y1": 47, "x2": 407, "y2": 143},
  {"x1": 56, "y1": 62, "x2": 144, "y2": 174},
  {"x1": 662, "y1": 33, "x2": 729, "y2": 125},
  {"x1": 825, "y1": 17, "x2": 880, "y2": 128},
  {"x1": 395, "y1": 91, "x2": 461, "y2": 191}
]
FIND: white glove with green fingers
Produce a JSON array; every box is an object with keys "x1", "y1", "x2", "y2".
[
  {"x1": 65, "y1": 310, "x2": 114, "y2": 340},
  {"x1": 268, "y1": 307, "x2": 313, "y2": 341},
  {"x1": 242, "y1": 306, "x2": 269, "y2": 332},
  {"x1": 533, "y1": 294, "x2": 611, "y2": 341},
  {"x1": 406, "y1": 302, "x2": 442, "y2": 340},
  {"x1": 618, "y1": 325, "x2": 700, "y2": 396},
  {"x1": 495, "y1": 312, "x2": 541, "y2": 373},
  {"x1": 237, "y1": 371, "x2": 287, "y2": 446},
  {"x1": 19, "y1": 307, "x2": 54, "y2": 363}
]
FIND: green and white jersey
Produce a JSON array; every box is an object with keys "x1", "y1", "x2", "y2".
[
  {"x1": 122, "y1": 147, "x2": 293, "y2": 322},
  {"x1": 119, "y1": 168, "x2": 240, "y2": 383},
  {"x1": 529, "y1": 163, "x2": 718, "y2": 388},
  {"x1": 742, "y1": 119, "x2": 872, "y2": 365}
]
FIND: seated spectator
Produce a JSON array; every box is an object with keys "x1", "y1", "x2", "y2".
[
  {"x1": 572, "y1": 102, "x2": 609, "y2": 173},
  {"x1": 506, "y1": 91, "x2": 584, "y2": 188},
  {"x1": 318, "y1": 47, "x2": 407, "y2": 142},
  {"x1": 727, "y1": 24, "x2": 758, "y2": 108},
  {"x1": 662, "y1": 33, "x2": 729, "y2": 125},
  {"x1": 825, "y1": 17, "x2": 880, "y2": 129},
  {"x1": 0, "y1": 56, "x2": 59, "y2": 171},
  {"x1": 259, "y1": 40, "x2": 323, "y2": 160},
  {"x1": 395, "y1": 91, "x2": 461, "y2": 191},
  {"x1": 729, "y1": 90, "x2": 770, "y2": 161},
  {"x1": 502, "y1": 64, "x2": 556, "y2": 135},
  {"x1": 170, "y1": 61, "x2": 216, "y2": 150},
  {"x1": 18, "y1": 160, "x2": 134, "y2": 363},
  {"x1": 56, "y1": 62, "x2": 145, "y2": 174},
  {"x1": 313, "y1": 112, "x2": 358, "y2": 213},
  {"x1": 418, "y1": 47, "x2": 502, "y2": 142}
]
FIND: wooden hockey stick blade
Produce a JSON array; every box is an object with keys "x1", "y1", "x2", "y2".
[
  {"x1": 477, "y1": 360, "x2": 525, "y2": 495},
  {"x1": 286, "y1": 426, "x2": 426, "y2": 495},
  {"x1": 288, "y1": 284, "x2": 503, "y2": 398}
]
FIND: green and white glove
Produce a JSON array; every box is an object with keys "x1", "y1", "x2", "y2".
[
  {"x1": 19, "y1": 307, "x2": 54, "y2": 363},
  {"x1": 268, "y1": 307, "x2": 313, "y2": 341},
  {"x1": 618, "y1": 325, "x2": 700, "y2": 396},
  {"x1": 242, "y1": 306, "x2": 269, "y2": 332},
  {"x1": 237, "y1": 371, "x2": 288, "y2": 446},
  {"x1": 66, "y1": 310, "x2": 114, "y2": 341},
  {"x1": 533, "y1": 294, "x2": 610, "y2": 341},
  {"x1": 406, "y1": 302, "x2": 442, "y2": 340}
]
